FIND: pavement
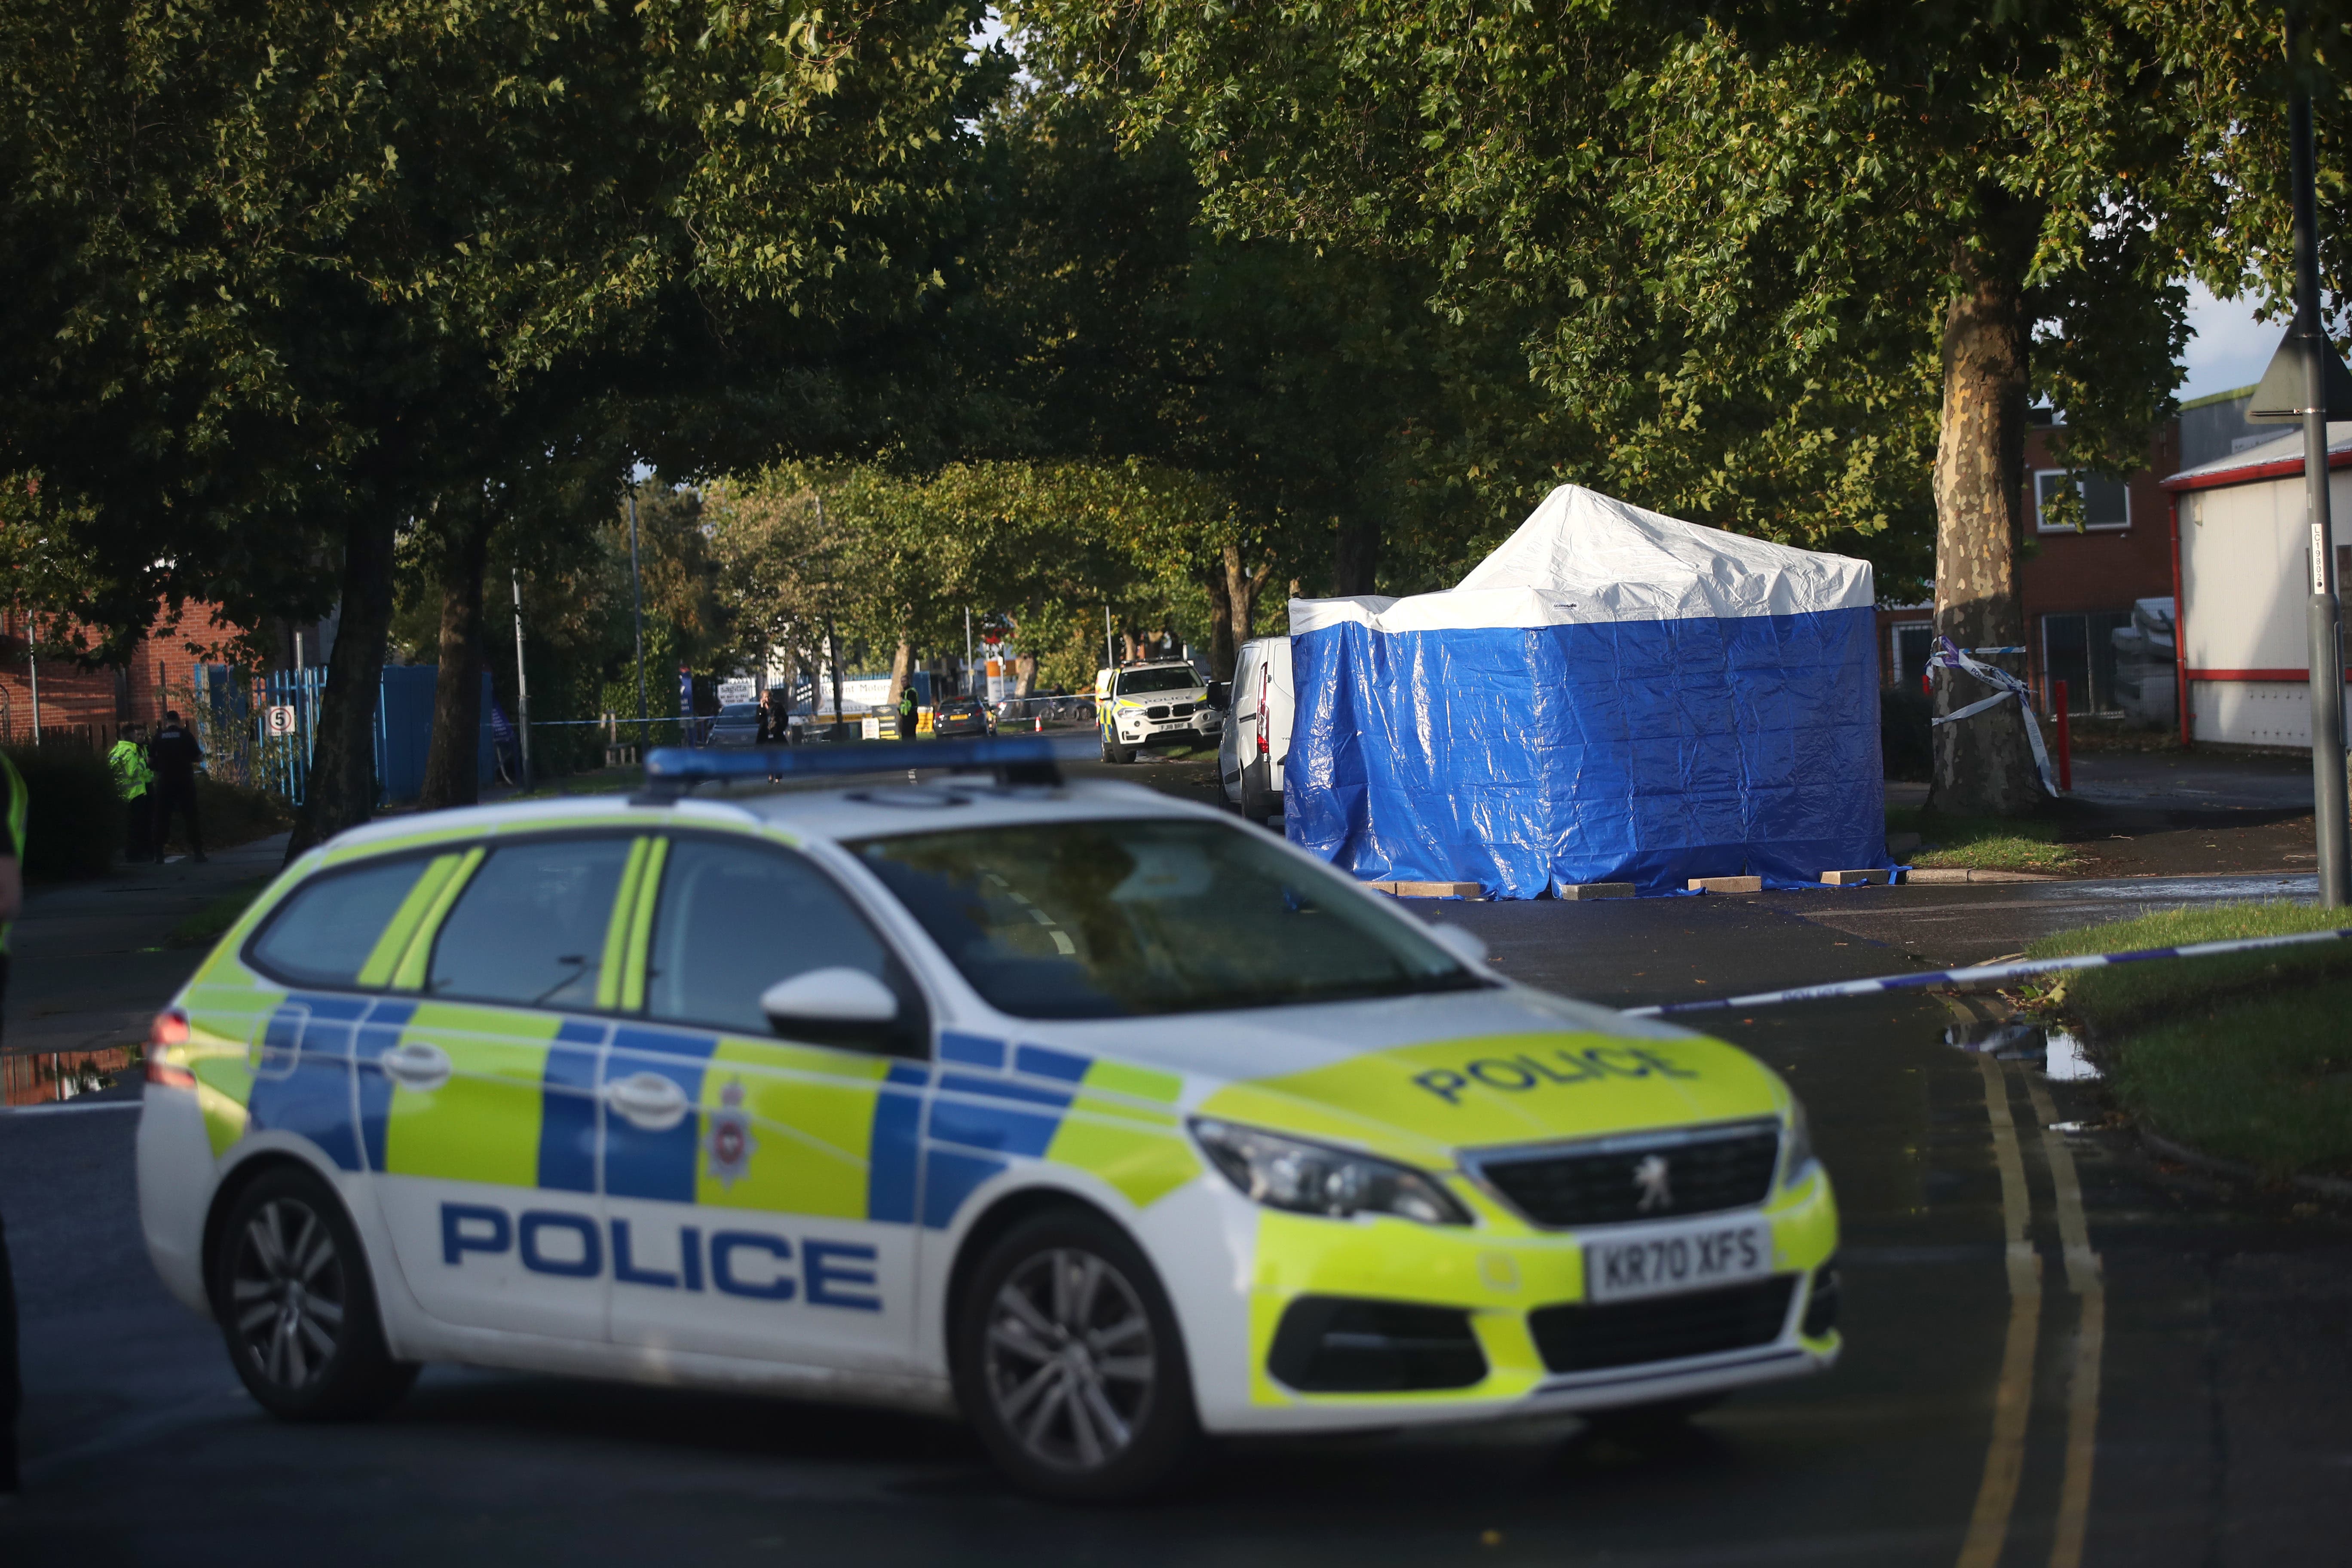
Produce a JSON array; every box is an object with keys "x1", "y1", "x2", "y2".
[
  {"x1": 2064, "y1": 749, "x2": 2319, "y2": 812},
  {"x1": 2, "y1": 760, "x2": 2347, "y2": 1564},
  {"x1": 4, "y1": 835, "x2": 291, "y2": 1066}
]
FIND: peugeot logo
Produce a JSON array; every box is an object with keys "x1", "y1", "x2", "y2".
[{"x1": 1632, "y1": 1153, "x2": 1673, "y2": 1213}]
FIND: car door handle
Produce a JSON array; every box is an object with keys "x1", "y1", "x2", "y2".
[
  {"x1": 604, "y1": 1072, "x2": 689, "y2": 1132},
  {"x1": 380, "y1": 1041, "x2": 452, "y2": 1092}
]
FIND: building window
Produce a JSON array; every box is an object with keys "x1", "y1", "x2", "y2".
[
  {"x1": 1889, "y1": 622, "x2": 1935, "y2": 691},
  {"x1": 2034, "y1": 470, "x2": 2131, "y2": 532},
  {"x1": 2040, "y1": 611, "x2": 2135, "y2": 715}
]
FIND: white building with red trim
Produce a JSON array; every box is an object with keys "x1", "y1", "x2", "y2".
[{"x1": 2160, "y1": 424, "x2": 2352, "y2": 750}]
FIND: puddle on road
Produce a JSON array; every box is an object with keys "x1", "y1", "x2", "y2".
[
  {"x1": 3, "y1": 1046, "x2": 139, "y2": 1106},
  {"x1": 2064, "y1": 874, "x2": 2318, "y2": 903},
  {"x1": 1942, "y1": 1019, "x2": 2101, "y2": 1081},
  {"x1": 2043, "y1": 1031, "x2": 2099, "y2": 1081}
]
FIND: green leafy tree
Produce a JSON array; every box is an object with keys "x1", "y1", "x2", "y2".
[
  {"x1": 1014, "y1": 0, "x2": 2272, "y2": 812},
  {"x1": 2, "y1": 0, "x2": 996, "y2": 845},
  {"x1": 958, "y1": 87, "x2": 1553, "y2": 671}
]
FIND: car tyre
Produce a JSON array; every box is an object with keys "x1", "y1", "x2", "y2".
[
  {"x1": 1238, "y1": 760, "x2": 1278, "y2": 826},
  {"x1": 1104, "y1": 739, "x2": 1136, "y2": 765},
  {"x1": 953, "y1": 1209, "x2": 1201, "y2": 1502},
  {"x1": 211, "y1": 1164, "x2": 417, "y2": 1422}
]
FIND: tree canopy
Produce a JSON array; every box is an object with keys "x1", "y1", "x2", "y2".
[{"x1": 1010, "y1": 0, "x2": 2310, "y2": 809}]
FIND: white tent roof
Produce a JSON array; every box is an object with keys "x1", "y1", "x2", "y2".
[{"x1": 1289, "y1": 485, "x2": 1875, "y2": 634}]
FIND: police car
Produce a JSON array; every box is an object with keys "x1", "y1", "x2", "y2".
[
  {"x1": 136, "y1": 737, "x2": 1838, "y2": 1500},
  {"x1": 1099, "y1": 661, "x2": 1219, "y2": 764}
]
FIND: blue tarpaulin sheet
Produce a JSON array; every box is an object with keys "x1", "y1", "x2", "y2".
[{"x1": 1285, "y1": 486, "x2": 1890, "y2": 897}]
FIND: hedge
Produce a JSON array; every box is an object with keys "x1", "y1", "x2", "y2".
[
  {"x1": 4, "y1": 745, "x2": 123, "y2": 879},
  {"x1": 3, "y1": 746, "x2": 292, "y2": 878}
]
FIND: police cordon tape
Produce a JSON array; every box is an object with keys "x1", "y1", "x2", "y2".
[
  {"x1": 1619, "y1": 925, "x2": 2352, "y2": 1020},
  {"x1": 639, "y1": 733, "x2": 1096, "y2": 796},
  {"x1": 1929, "y1": 636, "x2": 2061, "y2": 798}
]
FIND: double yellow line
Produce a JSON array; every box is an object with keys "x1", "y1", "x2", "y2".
[{"x1": 1956, "y1": 1054, "x2": 2105, "y2": 1568}]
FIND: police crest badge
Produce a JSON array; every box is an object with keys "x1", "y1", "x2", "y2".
[{"x1": 704, "y1": 1076, "x2": 757, "y2": 1186}]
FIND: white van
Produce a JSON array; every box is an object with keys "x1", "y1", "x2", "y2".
[{"x1": 1217, "y1": 636, "x2": 1293, "y2": 825}]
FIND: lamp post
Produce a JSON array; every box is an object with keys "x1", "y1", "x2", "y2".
[
  {"x1": 511, "y1": 568, "x2": 533, "y2": 790},
  {"x1": 627, "y1": 482, "x2": 649, "y2": 747},
  {"x1": 2290, "y1": 12, "x2": 2351, "y2": 908}
]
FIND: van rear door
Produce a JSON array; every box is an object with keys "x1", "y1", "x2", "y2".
[
  {"x1": 1219, "y1": 643, "x2": 1259, "y2": 805},
  {"x1": 1264, "y1": 637, "x2": 1295, "y2": 798}
]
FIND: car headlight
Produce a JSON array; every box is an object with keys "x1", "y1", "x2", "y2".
[
  {"x1": 1191, "y1": 1119, "x2": 1472, "y2": 1225},
  {"x1": 1780, "y1": 1097, "x2": 1819, "y2": 1189}
]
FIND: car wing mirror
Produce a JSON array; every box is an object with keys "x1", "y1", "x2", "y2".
[
  {"x1": 1426, "y1": 923, "x2": 1489, "y2": 968},
  {"x1": 1204, "y1": 681, "x2": 1231, "y2": 709},
  {"x1": 760, "y1": 968, "x2": 900, "y2": 1041}
]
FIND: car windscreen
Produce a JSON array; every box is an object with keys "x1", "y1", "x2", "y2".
[
  {"x1": 1115, "y1": 667, "x2": 1199, "y2": 696},
  {"x1": 850, "y1": 818, "x2": 1479, "y2": 1019},
  {"x1": 717, "y1": 703, "x2": 759, "y2": 718}
]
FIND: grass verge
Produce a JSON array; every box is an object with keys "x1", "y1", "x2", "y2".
[
  {"x1": 1887, "y1": 803, "x2": 2086, "y2": 873},
  {"x1": 2023, "y1": 901, "x2": 2352, "y2": 1180},
  {"x1": 166, "y1": 878, "x2": 273, "y2": 948}
]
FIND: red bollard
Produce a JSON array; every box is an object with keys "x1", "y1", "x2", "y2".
[{"x1": 2054, "y1": 678, "x2": 2072, "y2": 793}]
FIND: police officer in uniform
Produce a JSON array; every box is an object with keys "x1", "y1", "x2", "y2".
[
  {"x1": 108, "y1": 723, "x2": 153, "y2": 863},
  {"x1": 896, "y1": 682, "x2": 919, "y2": 741},
  {"x1": 1, "y1": 748, "x2": 26, "y2": 1496},
  {"x1": 147, "y1": 710, "x2": 205, "y2": 863}
]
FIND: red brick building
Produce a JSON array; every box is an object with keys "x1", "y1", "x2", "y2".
[
  {"x1": 0, "y1": 600, "x2": 302, "y2": 746},
  {"x1": 1878, "y1": 388, "x2": 2258, "y2": 723}
]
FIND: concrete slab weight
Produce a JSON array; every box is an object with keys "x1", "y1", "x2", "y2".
[{"x1": 1369, "y1": 879, "x2": 1484, "y2": 899}]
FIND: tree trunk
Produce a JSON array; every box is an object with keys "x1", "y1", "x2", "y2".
[
  {"x1": 1226, "y1": 540, "x2": 1272, "y2": 654},
  {"x1": 1929, "y1": 255, "x2": 2042, "y2": 817},
  {"x1": 286, "y1": 514, "x2": 397, "y2": 861},
  {"x1": 419, "y1": 508, "x2": 492, "y2": 810},
  {"x1": 1332, "y1": 515, "x2": 1379, "y2": 597},
  {"x1": 887, "y1": 636, "x2": 915, "y2": 706},
  {"x1": 1204, "y1": 560, "x2": 1237, "y2": 681}
]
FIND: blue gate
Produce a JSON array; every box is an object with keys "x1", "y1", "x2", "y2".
[
  {"x1": 254, "y1": 666, "x2": 495, "y2": 806},
  {"x1": 255, "y1": 668, "x2": 329, "y2": 803}
]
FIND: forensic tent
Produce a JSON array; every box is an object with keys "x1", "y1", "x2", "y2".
[{"x1": 1284, "y1": 485, "x2": 1889, "y2": 897}]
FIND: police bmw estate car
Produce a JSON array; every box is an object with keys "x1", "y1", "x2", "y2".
[{"x1": 137, "y1": 738, "x2": 1838, "y2": 1499}]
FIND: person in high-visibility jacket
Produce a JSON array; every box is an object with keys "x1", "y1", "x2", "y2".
[{"x1": 109, "y1": 723, "x2": 154, "y2": 863}]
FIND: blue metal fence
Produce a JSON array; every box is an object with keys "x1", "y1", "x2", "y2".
[
  {"x1": 251, "y1": 666, "x2": 494, "y2": 807},
  {"x1": 254, "y1": 668, "x2": 329, "y2": 803}
]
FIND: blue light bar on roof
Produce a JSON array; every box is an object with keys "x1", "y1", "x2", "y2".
[{"x1": 640, "y1": 734, "x2": 1094, "y2": 793}]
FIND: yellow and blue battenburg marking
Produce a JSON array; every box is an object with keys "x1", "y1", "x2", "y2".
[
  {"x1": 926, "y1": 1032, "x2": 1199, "y2": 1221},
  {"x1": 245, "y1": 994, "x2": 419, "y2": 1171},
  {"x1": 223, "y1": 998, "x2": 1199, "y2": 1230},
  {"x1": 922, "y1": 1033, "x2": 1096, "y2": 1227}
]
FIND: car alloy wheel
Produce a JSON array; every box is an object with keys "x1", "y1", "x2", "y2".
[
  {"x1": 230, "y1": 1195, "x2": 349, "y2": 1392},
  {"x1": 212, "y1": 1165, "x2": 416, "y2": 1421},
  {"x1": 983, "y1": 1246, "x2": 1158, "y2": 1473}
]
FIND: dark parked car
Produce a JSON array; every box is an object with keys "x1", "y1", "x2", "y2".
[
  {"x1": 931, "y1": 696, "x2": 995, "y2": 738},
  {"x1": 705, "y1": 701, "x2": 764, "y2": 747}
]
